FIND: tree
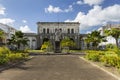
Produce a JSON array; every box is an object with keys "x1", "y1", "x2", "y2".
[
  {"x1": 85, "y1": 30, "x2": 106, "y2": 50},
  {"x1": 60, "y1": 37, "x2": 76, "y2": 49},
  {"x1": 84, "y1": 36, "x2": 91, "y2": 49},
  {"x1": 0, "y1": 30, "x2": 4, "y2": 39},
  {"x1": 0, "y1": 30, "x2": 5, "y2": 46},
  {"x1": 104, "y1": 28, "x2": 120, "y2": 47},
  {"x1": 41, "y1": 41, "x2": 53, "y2": 52},
  {"x1": 8, "y1": 31, "x2": 28, "y2": 50}
]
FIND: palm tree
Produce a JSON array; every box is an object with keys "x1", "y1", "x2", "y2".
[
  {"x1": 104, "y1": 28, "x2": 120, "y2": 47},
  {"x1": 85, "y1": 30, "x2": 106, "y2": 50},
  {"x1": 84, "y1": 35, "x2": 92, "y2": 49},
  {"x1": 8, "y1": 31, "x2": 28, "y2": 50}
]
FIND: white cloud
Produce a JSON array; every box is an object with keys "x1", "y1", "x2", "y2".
[
  {"x1": 64, "y1": 5, "x2": 73, "y2": 12},
  {"x1": 83, "y1": 0, "x2": 104, "y2": 6},
  {"x1": 22, "y1": 20, "x2": 27, "y2": 23},
  {"x1": 0, "y1": 18, "x2": 15, "y2": 25},
  {"x1": 65, "y1": 4, "x2": 120, "y2": 31},
  {"x1": 19, "y1": 25, "x2": 34, "y2": 33},
  {"x1": 45, "y1": 5, "x2": 62, "y2": 13},
  {"x1": 76, "y1": 0, "x2": 83, "y2": 5},
  {"x1": 0, "y1": 6, "x2": 5, "y2": 15},
  {"x1": 45, "y1": 5, "x2": 73, "y2": 13}
]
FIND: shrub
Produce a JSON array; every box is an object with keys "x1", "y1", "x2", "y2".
[
  {"x1": 85, "y1": 50, "x2": 120, "y2": 69},
  {"x1": 85, "y1": 51, "x2": 104, "y2": 61},
  {"x1": 0, "y1": 58, "x2": 9, "y2": 65},
  {"x1": 113, "y1": 47, "x2": 120, "y2": 56},
  {"x1": 0, "y1": 46, "x2": 29, "y2": 65},
  {"x1": 41, "y1": 41, "x2": 53, "y2": 52},
  {"x1": 116, "y1": 59, "x2": 120, "y2": 69},
  {"x1": 100, "y1": 54, "x2": 118, "y2": 67},
  {"x1": 106, "y1": 44, "x2": 116, "y2": 50},
  {"x1": 6, "y1": 53, "x2": 28, "y2": 62},
  {"x1": 0, "y1": 46, "x2": 11, "y2": 54}
]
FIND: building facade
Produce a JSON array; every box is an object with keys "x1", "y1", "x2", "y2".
[
  {"x1": 24, "y1": 33, "x2": 37, "y2": 49},
  {"x1": 37, "y1": 22, "x2": 80, "y2": 51},
  {"x1": 0, "y1": 23, "x2": 16, "y2": 46},
  {"x1": 0, "y1": 22, "x2": 88, "y2": 51},
  {"x1": 98, "y1": 24, "x2": 120, "y2": 46}
]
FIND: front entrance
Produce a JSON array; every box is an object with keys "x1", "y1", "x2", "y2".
[{"x1": 54, "y1": 41, "x2": 61, "y2": 53}]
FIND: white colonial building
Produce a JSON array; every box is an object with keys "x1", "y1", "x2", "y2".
[
  {"x1": 0, "y1": 23, "x2": 16, "y2": 45},
  {"x1": 98, "y1": 24, "x2": 120, "y2": 46},
  {"x1": 24, "y1": 33, "x2": 37, "y2": 49}
]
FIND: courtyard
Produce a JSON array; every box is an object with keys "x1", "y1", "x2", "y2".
[{"x1": 0, "y1": 54, "x2": 117, "y2": 80}]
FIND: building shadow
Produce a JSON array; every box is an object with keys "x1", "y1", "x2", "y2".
[{"x1": 29, "y1": 52, "x2": 86, "y2": 56}]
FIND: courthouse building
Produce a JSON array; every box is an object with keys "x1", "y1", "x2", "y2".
[
  {"x1": 24, "y1": 22, "x2": 87, "y2": 50},
  {"x1": 37, "y1": 22, "x2": 81, "y2": 51}
]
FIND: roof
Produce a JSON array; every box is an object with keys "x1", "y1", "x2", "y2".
[
  {"x1": 104, "y1": 24, "x2": 120, "y2": 29},
  {"x1": 24, "y1": 33, "x2": 37, "y2": 36},
  {"x1": 37, "y1": 22, "x2": 80, "y2": 24},
  {"x1": 0, "y1": 23, "x2": 16, "y2": 33}
]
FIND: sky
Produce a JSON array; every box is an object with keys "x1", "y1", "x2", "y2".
[{"x1": 0, "y1": 0, "x2": 120, "y2": 33}]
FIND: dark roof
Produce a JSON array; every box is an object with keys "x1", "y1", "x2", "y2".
[
  {"x1": 37, "y1": 22, "x2": 80, "y2": 24},
  {"x1": 0, "y1": 23, "x2": 16, "y2": 30},
  {"x1": 24, "y1": 33, "x2": 37, "y2": 36},
  {"x1": 80, "y1": 34, "x2": 87, "y2": 37}
]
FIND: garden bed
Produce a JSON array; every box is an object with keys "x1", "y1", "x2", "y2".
[
  {"x1": 0, "y1": 47, "x2": 29, "y2": 67},
  {"x1": 84, "y1": 50, "x2": 120, "y2": 77}
]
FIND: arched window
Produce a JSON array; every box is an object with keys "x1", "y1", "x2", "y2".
[
  {"x1": 43, "y1": 28, "x2": 46, "y2": 33},
  {"x1": 71, "y1": 29, "x2": 74, "y2": 33},
  {"x1": 60, "y1": 28, "x2": 62, "y2": 32},
  {"x1": 47, "y1": 28, "x2": 49, "y2": 34},
  {"x1": 68, "y1": 29, "x2": 70, "y2": 33}
]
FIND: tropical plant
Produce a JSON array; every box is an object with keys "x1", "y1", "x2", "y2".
[
  {"x1": 104, "y1": 28, "x2": 120, "y2": 47},
  {"x1": 0, "y1": 46, "x2": 29, "y2": 65},
  {"x1": 41, "y1": 41, "x2": 53, "y2": 52},
  {"x1": 8, "y1": 31, "x2": 28, "y2": 50},
  {"x1": 85, "y1": 30, "x2": 106, "y2": 50},
  {"x1": 60, "y1": 37, "x2": 76, "y2": 49},
  {"x1": 0, "y1": 30, "x2": 5, "y2": 45},
  {"x1": 0, "y1": 30, "x2": 4, "y2": 39}
]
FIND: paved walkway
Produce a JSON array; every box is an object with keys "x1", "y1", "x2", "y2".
[{"x1": 0, "y1": 55, "x2": 117, "y2": 80}]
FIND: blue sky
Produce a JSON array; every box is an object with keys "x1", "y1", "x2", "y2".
[{"x1": 0, "y1": 0, "x2": 120, "y2": 33}]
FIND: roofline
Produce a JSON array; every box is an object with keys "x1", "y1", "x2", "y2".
[
  {"x1": 37, "y1": 22, "x2": 80, "y2": 24},
  {"x1": 0, "y1": 23, "x2": 17, "y2": 30}
]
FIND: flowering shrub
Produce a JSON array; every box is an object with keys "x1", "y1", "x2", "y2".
[
  {"x1": 85, "y1": 51, "x2": 104, "y2": 61},
  {"x1": 85, "y1": 50, "x2": 120, "y2": 69},
  {"x1": 0, "y1": 47, "x2": 29, "y2": 65}
]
